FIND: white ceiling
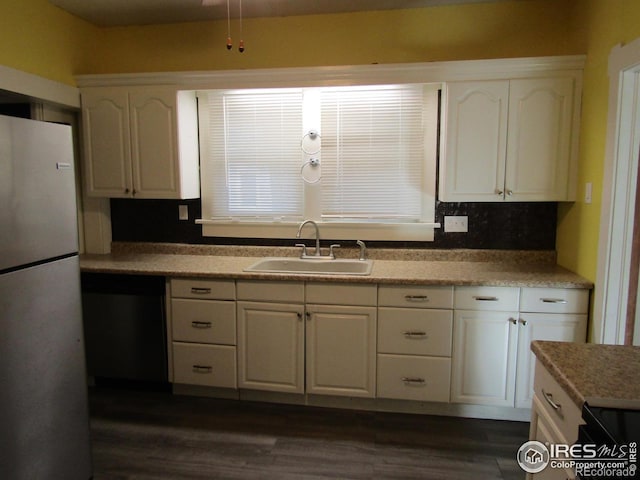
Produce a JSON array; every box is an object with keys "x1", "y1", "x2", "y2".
[{"x1": 49, "y1": 0, "x2": 507, "y2": 27}]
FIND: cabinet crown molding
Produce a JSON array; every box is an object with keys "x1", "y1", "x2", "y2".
[{"x1": 75, "y1": 55, "x2": 586, "y2": 90}]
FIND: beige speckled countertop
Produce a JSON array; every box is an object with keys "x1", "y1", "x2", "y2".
[
  {"x1": 79, "y1": 242, "x2": 593, "y2": 288},
  {"x1": 531, "y1": 340, "x2": 640, "y2": 409}
]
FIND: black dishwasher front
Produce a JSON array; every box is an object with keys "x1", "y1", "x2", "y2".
[{"x1": 81, "y1": 273, "x2": 168, "y2": 386}]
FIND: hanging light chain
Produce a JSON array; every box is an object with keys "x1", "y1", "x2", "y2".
[
  {"x1": 238, "y1": 0, "x2": 245, "y2": 52},
  {"x1": 225, "y1": 0, "x2": 244, "y2": 53},
  {"x1": 226, "y1": 0, "x2": 232, "y2": 50}
]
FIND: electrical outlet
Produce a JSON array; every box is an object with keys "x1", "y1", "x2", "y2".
[
  {"x1": 444, "y1": 215, "x2": 468, "y2": 233},
  {"x1": 178, "y1": 204, "x2": 189, "y2": 221}
]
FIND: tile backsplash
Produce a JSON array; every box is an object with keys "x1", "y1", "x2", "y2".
[{"x1": 111, "y1": 199, "x2": 557, "y2": 250}]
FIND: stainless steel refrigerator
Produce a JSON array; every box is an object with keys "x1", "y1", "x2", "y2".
[{"x1": 0, "y1": 114, "x2": 92, "y2": 479}]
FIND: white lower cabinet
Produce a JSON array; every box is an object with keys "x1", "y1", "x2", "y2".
[
  {"x1": 169, "y1": 278, "x2": 237, "y2": 388},
  {"x1": 451, "y1": 308, "x2": 519, "y2": 406},
  {"x1": 376, "y1": 285, "x2": 454, "y2": 402},
  {"x1": 452, "y1": 286, "x2": 588, "y2": 409},
  {"x1": 236, "y1": 281, "x2": 377, "y2": 398},
  {"x1": 168, "y1": 277, "x2": 589, "y2": 420},
  {"x1": 306, "y1": 304, "x2": 377, "y2": 397},
  {"x1": 236, "y1": 281, "x2": 305, "y2": 394},
  {"x1": 237, "y1": 301, "x2": 304, "y2": 393},
  {"x1": 305, "y1": 282, "x2": 378, "y2": 398}
]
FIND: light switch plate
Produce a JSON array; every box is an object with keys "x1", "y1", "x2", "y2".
[
  {"x1": 585, "y1": 182, "x2": 592, "y2": 204},
  {"x1": 444, "y1": 215, "x2": 468, "y2": 233}
]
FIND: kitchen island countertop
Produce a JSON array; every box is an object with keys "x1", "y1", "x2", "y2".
[{"x1": 531, "y1": 340, "x2": 640, "y2": 409}]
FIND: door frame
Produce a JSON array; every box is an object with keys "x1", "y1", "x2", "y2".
[{"x1": 594, "y1": 37, "x2": 640, "y2": 344}]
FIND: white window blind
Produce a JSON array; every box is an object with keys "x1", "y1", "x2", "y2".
[
  {"x1": 320, "y1": 85, "x2": 425, "y2": 221},
  {"x1": 197, "y1": 83, "x2": 439, "y2": 240},
  {"x1": 200, "y1": 89, "x2": 304, "y2": 219}
]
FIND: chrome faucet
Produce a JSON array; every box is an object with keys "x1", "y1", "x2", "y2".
[
  {"x1": 296, "y1": 220, "x2": 321, "y2": 257},
  {"x1": 295, "y1": 220, "x2": 340, "y2": 259}
]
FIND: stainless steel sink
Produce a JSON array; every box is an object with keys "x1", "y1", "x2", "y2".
[{"x1": 244, "y1": 257, "x2": 373, "y2": 275}]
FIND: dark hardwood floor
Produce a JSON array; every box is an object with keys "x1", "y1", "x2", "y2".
[{"x1": 88, "y1": 386, "x2": 528, "y2": 480}]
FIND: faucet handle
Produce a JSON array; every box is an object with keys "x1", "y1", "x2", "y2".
[
  {"x1": 329, "y1": 244, "x2": 341, "y2": 259},
  {"x1": 295, "y1": 243, "x2": 308, "y2": 258},
  {"x1": 356, "y1": 240, "x2": 367, "y2": 261}
]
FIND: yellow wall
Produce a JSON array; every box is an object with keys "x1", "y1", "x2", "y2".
[
  {"x1": 0, "y1": 0, "x2": 97, "y2": 86},
  {"x1": 2, "y1": 0, "x2": 640, "y2": 287},
  {"x1": 556, "y1": 0, "x2": 640, "y2": 282},
  {"x1": 84, "y1": 0, "x2": 582, "y2": 74}
]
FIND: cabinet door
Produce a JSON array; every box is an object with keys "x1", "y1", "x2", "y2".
[
  {"x1": 451, "y1": 310, "x2": 518, "y2": 406},
  {"x1": 81, "y1": 88, "x2": 132, "y2": 197},
  {"x1": 505, "y1": 77, "x2": 576, "y2": 201},
  {"x1": 306, "y1": 305, "x2": 377, "y2": 398},
  {"x1": 439, "y1": 81, "x2": 509, "y2": 202},
  {"x1": 237, "y1": 301, "x2": 304, "y2": 394},
  {"x1": 515, "y1": 313, "x2": 587, "y2": 409},
  {"x1": 129, "y1": 89, "x2": 181, "y2": 198}
]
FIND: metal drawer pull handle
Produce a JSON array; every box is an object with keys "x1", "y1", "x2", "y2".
[
  {"x1": 509, "y1": 317, "x2": 517, "y2": 325},
  {"x1": 191, "y1": 287, "x2": 212, "y2": 294},
  {"x1": 518, "y1": 318, "x2": 527, "y2": 326},
  {"x1": 541, "y1": 298, "x2": 568, "y2": 304},
  {"x1": 404, "y1": 295, "x2": 429, "y2": 302},
  {"x1": 542, "y1": 389, "x2": 561, "y2": 411},
  {"x1": 403, "y1": 331, "x2": 428, "y2": 338},
  {"x1": 473, "y1": 296, "x2": 499, "y2": 302},
  {"x1": 402, "y1": 377, "x2": 426, "y2": 384},
  {"x1": 192, "y1": 365, "x2": 212, "y2": 373},
  {"x1": 192, "y1": 321, "x2": 212, "y2": 328}
]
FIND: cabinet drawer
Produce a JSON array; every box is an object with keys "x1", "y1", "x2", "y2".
[
  {"x1": 172, "y1": 342, "x2": 237, "y2": 388},
  {"x1": 306, "y1": 282, "x2": 377, "y2": 306},
  {"x1": 377, "y1": 354, "x2": 451, "y2": 402},
  {"x1": 378, "y1": 285, "x2": 453, "y2": 309},
  {"x1": 378, "y1": 308, "x2": 453, "y2": 356},
  {"x1": 533, "y1": 359, "x2": 582, "y2": 444},
  {"x1": 520, "y1": 288, "x2": 589, "y2": 314},
  {"x1": 531, "y1": 395, "x2": 577, "y2": 479},
  {"x1": 171, "y1": 298, "x2": 236, "y2": 345},
  {"x1": 454, "y1": 286, "x2": 519, "y2": 311},
  {"x1": 171, "y1": 278, "x2": 235, "y2": 300},
  {"x1": 237, "y1": 280, "x2": 304, "y2": 303}
]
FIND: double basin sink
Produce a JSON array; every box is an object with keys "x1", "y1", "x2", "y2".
[{"x1": 244, "y1": 257, "x2": 373, "y2": 276}]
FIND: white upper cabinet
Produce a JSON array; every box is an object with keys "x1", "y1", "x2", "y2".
[
  {"x1": 81, "y1": 86, "x2": 199, "y2": 199},
  {"x1": 440, "y1": 75, "x2": 580, "y2": 202},
  {"x1": 440, "y1": 80, "x2": 509, "y2": 202}
]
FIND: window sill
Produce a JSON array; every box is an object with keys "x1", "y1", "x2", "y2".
[{"x1": 197, "y1": 220, "x2": 440, "y2": 241}]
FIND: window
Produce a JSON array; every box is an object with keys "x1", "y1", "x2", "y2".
[{"x1": 197, "y1": 83, "x2": 439, "y2": 241}]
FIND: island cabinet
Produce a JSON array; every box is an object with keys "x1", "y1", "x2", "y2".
[
  {"x1": 440, "y1": 76, "x2": 580, "y2": 202},
  {"x1": 80, "y1": 86, "x2": 199, "y2": 199},
  {"x1": 451, "y1": 286, "x2": 588, "y2": 409},
  {"x1": 168, "y1": 278, "x2": 237, "y2": 388},
  {"x1": 528, "y1": 359, "x2": 582, "y2": 480},
  {"x1": 236, "y1": 281, "x2": 305, "y2": 394},
  {"x1": 376, "y1": 285, "x2": 454, "y2": 402}
]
